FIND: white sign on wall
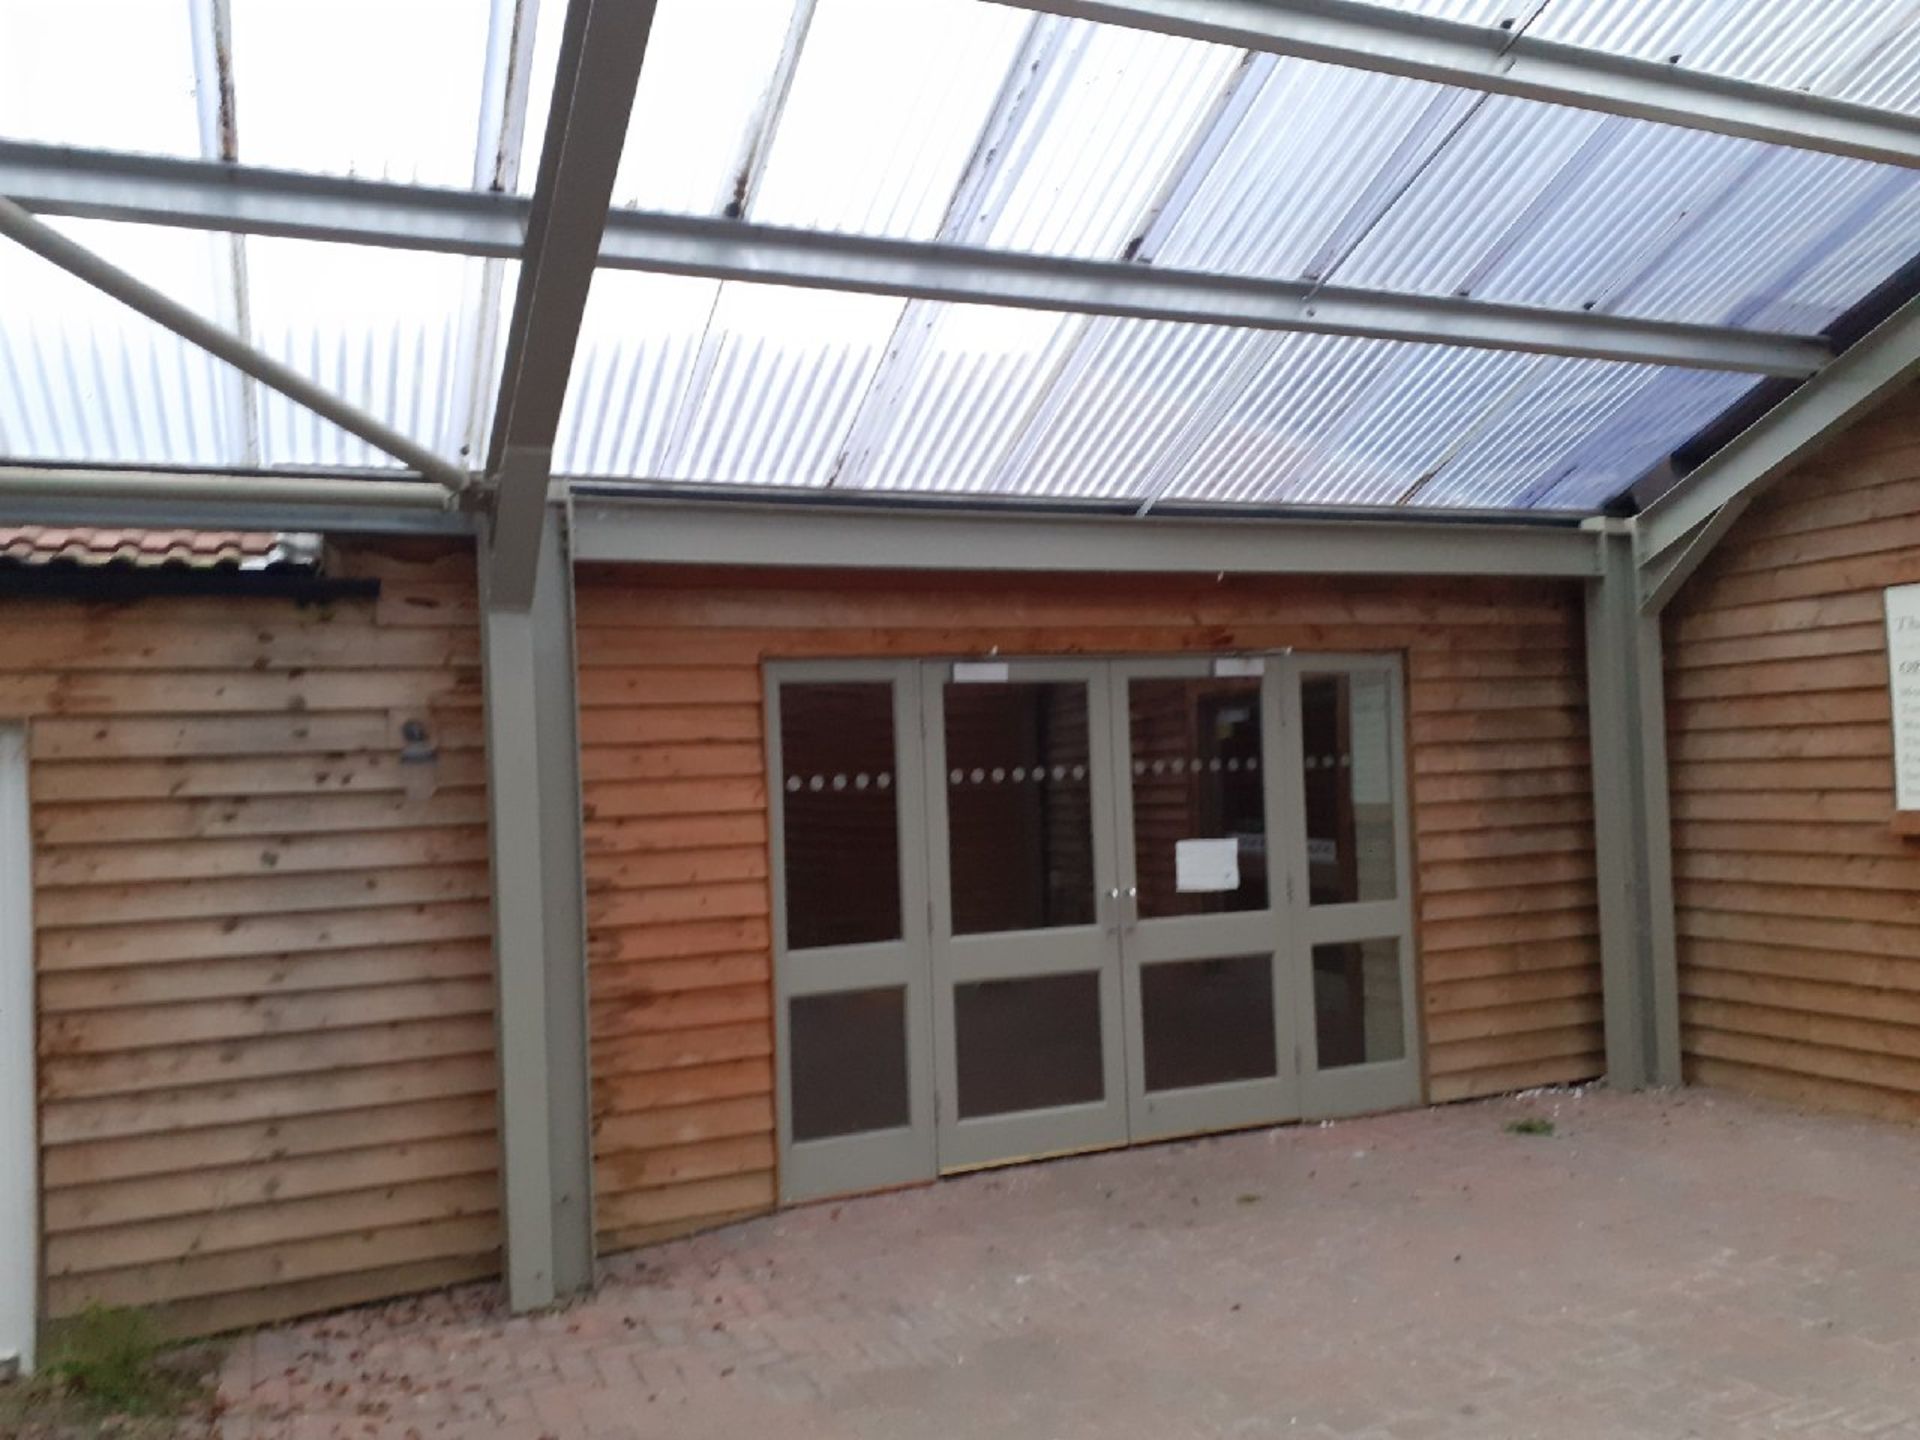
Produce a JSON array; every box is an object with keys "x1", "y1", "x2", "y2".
[{"x1": 1884, "y1": 584, "x2": 1920, "y2": 812}]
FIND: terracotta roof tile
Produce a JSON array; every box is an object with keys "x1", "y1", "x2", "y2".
[{"x1": 0, "y1": 527, "x2": 314, "y2": 570}]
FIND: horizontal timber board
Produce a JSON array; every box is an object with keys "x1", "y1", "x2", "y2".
[
  {"x1": 33, "y1": 826, "x2": 492, "y2": 888},
  {"x1": 39, "y1": 942, "x2": 492, "y2": 1012},
  {"x1": 47, "y1": 1213, "x2": 501, "y2": 1315},
  {"x1": 43, "y1": 1095, "x2": 499, "y2": 1187}
]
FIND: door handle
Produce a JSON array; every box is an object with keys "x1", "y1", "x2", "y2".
[
  {"x1": 1105, "y1": 886, "x2": 1122, "y2": 936},
  {"x1": 1123, "y1": 885, "x2": 1139, "y2": 931}
]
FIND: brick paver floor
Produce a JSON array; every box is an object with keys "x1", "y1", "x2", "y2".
[{"x1": 207, "y1": 1087, "x2": 1920, "y2": 1439}]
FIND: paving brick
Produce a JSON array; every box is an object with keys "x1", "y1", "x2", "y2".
[{"x1": 200, "y1": 1089, "x2": 1920, "y2": 1440}]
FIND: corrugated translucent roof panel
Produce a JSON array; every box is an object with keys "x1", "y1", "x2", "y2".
[
  {"x1": 552, "y1": 274, "x2": 1773, "y2": 514},
  {"x1": 1345, "y1": 0, "x2": 1920, "y2": 114},
  {"x1": 0, "y1": 0, "x2": 200, "y2": 156},
  {"x1": 834, "y1": 303, "x2": 1081, "y2": 494},
  {"x1": 1461, "y1": 122, "x2": 1764, "y2": 311},
  {"x1": 1140, "y1": 331, "x2": 1411, "y2": 506},
  {"x1": 245, "y1": 238, "x2": 503, "y2": 469},
  {"x1": 0, "y1": 220, "x2": 246, "y2": 467},
  {"x1": 558, "y1": 271, "x2": 721, "y2": 477},
  {"x1": 1328, "y1": 95, "x2": 1618, "y2": 296},
  {"x1": 1528, "y1": 0, "x2": 1920, "y2": 115},
  {"x1": 1165, "y1": 74, "x2": 1918, "y2": 349},
  {"x1": 751, "y1": 0, "x2": 1029, "y2": 241},
  {"x1": 1412, "y1": 356, "x2": 1754, "y2": 508},
  {"x1": 992, "y1": 317, "x2": 1267, "y2": 500},
  {"x1": 1744, "y1": 176, "x2": 1920, "y2": 335},
  {"x1": 967, "y1": 20, "x2": 1242, "y2": 260},
  {"x1": 664, "y1": 285, "x2": 904, "y2": 486},
  {"x1": 1150, "y1": 60, "x2": 1468, "y2": 277},
  {"x1": 4, "y1": 0, "x2": 1920, "y2": 519},
  {"x1": 1844, "y1": 20, "x2": 1920, "y2": 116},
  {"x1": 1526, "y1": 369, "x2": 1762, "y2": 510},
  {"x1": 599, "y1": 0, "x2": 800, "y2": 214},
  {"x1": 1606, "y1": 149, "x2": 1917, "y2": 328},
  {"x1": 228, "y1": 0, "x2": 496, "y2": 186},
  {"x1": 561, "y1": 278, "x2": 903, "y2": 485},
  {"x1": 1166, "y1": 342, "x2": 1544, "y2": 507}
]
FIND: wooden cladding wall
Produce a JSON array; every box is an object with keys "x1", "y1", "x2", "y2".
[
  {"x1": 574, "y1": 566, "x2": 1604, "y2": 1251},
  {"x1": 1666, "y1": 390, "x2": 1920, "y2": 1123},
  {"x1": 6, "y1": 545, "x2": 499, "y2": 1338}
]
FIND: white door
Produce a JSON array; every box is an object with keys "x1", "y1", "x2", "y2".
[{"x1": 0, "y1": 724, "x2": 35, "y2": 1373}]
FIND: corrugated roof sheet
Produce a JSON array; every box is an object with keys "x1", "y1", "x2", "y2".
[
  {"x1": 3, "y1": 0, "x2": 1920, "y2": 518},
  {"x1": 1345, "y1": 0, "x2": 1920, "y2": 115}
]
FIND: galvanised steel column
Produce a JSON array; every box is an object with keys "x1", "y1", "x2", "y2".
[
  {"x1": 1584, "y1": 521, "x2": 1683, "y2": 1089},
  {"x1": 479, "y1": 505, "x2": 594, "y2": 1309}
]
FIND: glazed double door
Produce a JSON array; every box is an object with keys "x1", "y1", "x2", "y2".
[{"x1": 769, "y1": 656, "x2": 1418, "y2": 1205}]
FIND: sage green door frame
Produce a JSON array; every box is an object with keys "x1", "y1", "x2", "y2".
[
  {"x1": 921, "y1": 659, "x2": 1131, "y2": 1171},
  {"x1": 765, "y1": 652, "x2": 1421, "y2": 1201},
  {"x1": 767, "y1": 661, "x2": 937, "y2": 1205},
  {"x1": 1110, "y1": 657, "x2": 1301, "y2": 1143},
  {"x1": 1278, "y1": 655, "x2": 1423, "y2": 1119}
]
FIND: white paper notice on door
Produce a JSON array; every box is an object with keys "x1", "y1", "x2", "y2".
[{"x1": 1175, "y1": 837, "x2": 1240, "y2": 893}]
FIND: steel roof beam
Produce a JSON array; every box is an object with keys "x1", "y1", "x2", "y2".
[
  {"x1": 486, "y1": 0, "x2": 659, "y2": 611},
  {"x1": 0, "y1": 144, "x2": 1830, "y2": 380},
  {"x1": 570, "y1": 493, "x2": 1604, "y2": 578},
  {"x1": 596, "y1": 215, "x2": 1823, "y2": 376},
  {"x1": 1636, "y1": 291, "x2": 1920, "y2": 611},
  {"x1": 1003, "y1": 0, "x2": 1920, "y2": 170}
]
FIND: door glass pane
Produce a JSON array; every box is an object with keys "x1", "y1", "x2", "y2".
[
  {"x1": 780, "y1": 683, "x2": 900, "y2": 950},
  {"x1": 944, "y1": 681, "x2": 1095, "y2": 935},
  {"x1": 1301, "y1": 672, "x2": 1398, "y2": 905},
  {"x1": 1312, "y1": 939, "x2": 1407, "y2": 1069},
  {"x1": 790, "y1": 988, "x2": 911, "y2": 1141},
  {"x1": 954, "y1": 973, "x2": 1105, "y2": 1119},
  {"x1": 1128, "y1": 677, "x2": 1267, "y2": 918},
  {"x1": 1141, "y1": 954, "x2": 1278, "y2": 1093}
]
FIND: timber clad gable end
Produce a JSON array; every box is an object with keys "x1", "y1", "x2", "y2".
[{"x1": 1668, "y1": 392, "x2": 1920, "y2": 1124}]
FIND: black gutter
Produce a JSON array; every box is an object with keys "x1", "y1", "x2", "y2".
[{"x1": 0, "y1": 563, "x2": 377, "y2": 603}]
